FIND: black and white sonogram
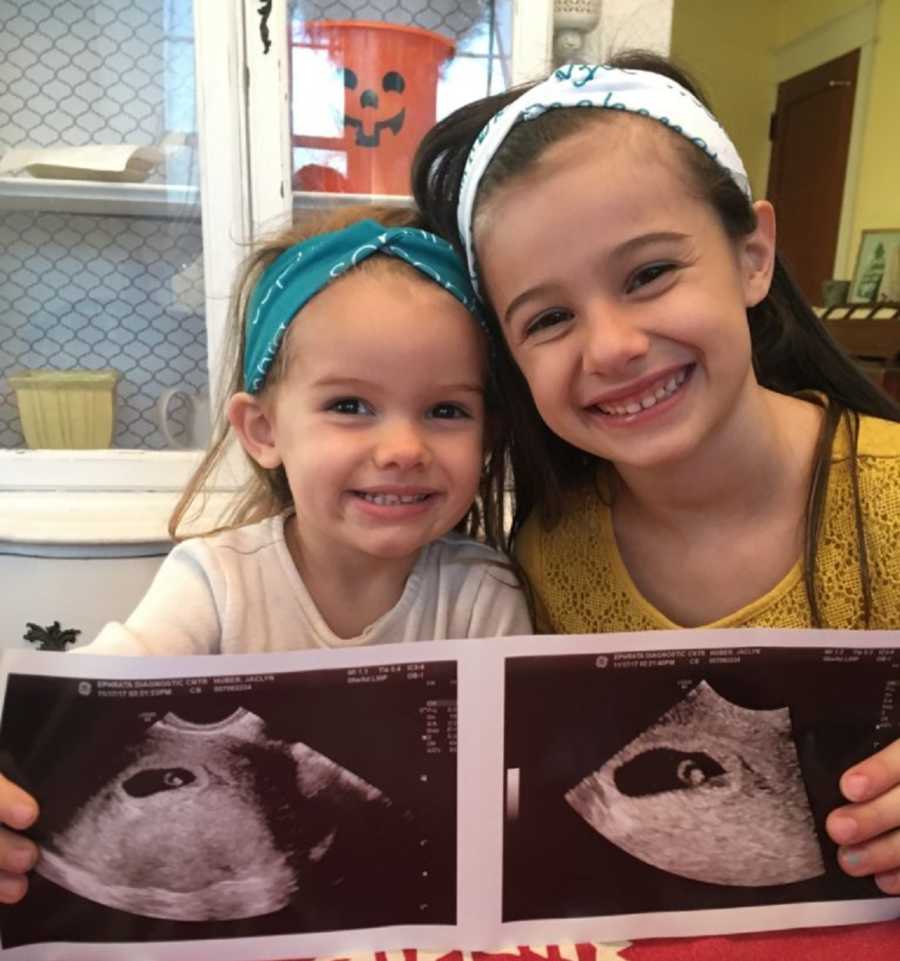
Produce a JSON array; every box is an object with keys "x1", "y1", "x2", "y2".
[
  {"x1": 35, "y1": 708, "x2": 389, "y2": 921},
  {"x1": 565, "y1": 680, "x2": 824, "y2": 887},
  {"x1": 0, "y1": 660, "x2": 457, "y2": 948},
  {"x1": 503, "y1": 645, "x2": 900, "y2": 921}
]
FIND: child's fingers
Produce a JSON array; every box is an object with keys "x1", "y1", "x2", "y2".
[
  {"x1": 827, "y1": 783, "x2": 900, "y2": 849},
  {"x1": 839, "y1": 739, "x2": 900, "y2": 803},
  {"x1": 0, "y1": 869, "x2": 29, "y2": 904},
  {"x1": 0, "y1": 774, "x2": 38, "y2": 830},
  {"x1": 0, "y1": 806, "x2": 38, "y2": 903},
  {"x1": 834, "y1": 823, "x2": 900, "y2": 881},
  {"x1": 827, "y1": 740, "x2": 900, "y2": 882},
  {"x1": 875, "y1": 867, "x2": 900, "y2": 895},
  {"x1": 0, "y1": 826, "x2": 38, "y2": 872}
]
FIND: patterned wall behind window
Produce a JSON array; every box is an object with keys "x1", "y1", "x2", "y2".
[{"x1": 0, "y1": 0, "x2": 204, "y2": 450}]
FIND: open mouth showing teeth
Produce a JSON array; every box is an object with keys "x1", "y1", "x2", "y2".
[
  {"x1": 593, "y1": 366, "x2": 692, "y2": 417},
  {"x1": 356, "y1": 492, "x2": 431, "y2": 506}
]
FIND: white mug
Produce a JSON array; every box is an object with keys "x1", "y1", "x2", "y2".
[{"x1": 157, "y1": 387, "x2": 211, "y2": 449}]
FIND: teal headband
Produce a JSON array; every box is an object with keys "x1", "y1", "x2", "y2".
[{"x1": 244, "y1": 220, "x2": 480, "y2": 393}]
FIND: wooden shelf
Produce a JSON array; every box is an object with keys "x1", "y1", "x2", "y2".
[
  {"x1": 0, "y1": 177, "x2": 200, "y2": 217},
  {"x1": 0, "y1": 179, "x2": 415, "y2": 218},
  {"x1": 815, "y1": 302, "x2": 900, "y2": 322},
  {"x1": 818, "y1": 302, "x2": 900, "y2": 365}
]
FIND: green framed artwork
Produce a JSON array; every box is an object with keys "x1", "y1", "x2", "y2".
[{"x1": 849, "y1": 228, "x2": 900, "y2": 303}]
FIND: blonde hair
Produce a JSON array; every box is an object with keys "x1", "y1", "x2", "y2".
[{"x1": 168, "y1": 204, "x2": 510, "y2": 547}]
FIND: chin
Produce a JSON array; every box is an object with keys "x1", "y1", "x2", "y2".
[
  {"x1": 361, "y1": 538, "x2": 431, "y2": 561},
  {"x1": 586, "y1": 434, "x2": 699, "y2": 473},
  {"x1": 623, "y1": 441, "x2": 703, "y2": 472}
]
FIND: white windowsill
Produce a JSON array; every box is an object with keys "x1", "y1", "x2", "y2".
[
  {"x1": 0, "y1": 488, "x2": 237, "y2": 554},
  {"x1": 0, "y1": 176, "x2": 199, "y2": 217},
  {"x1": 0, "y1": 442, "x2": 246, "y2": 551},
  {"x1": 0, "y1": 449, "x2": 204, "y2": 492}
]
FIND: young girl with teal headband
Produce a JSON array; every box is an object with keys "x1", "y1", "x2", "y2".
[
  {"x1": 0, "y1": 204, "x2": 531, "y2": 903},
  {"x1": 413, "y1": 49, "x2": 900, "y2": 934}
]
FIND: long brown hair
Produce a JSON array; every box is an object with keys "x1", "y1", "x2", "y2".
[
  {"x1": 412, "y1": 50, "x2": 900, "y2": 626},
  {"x1": 168, "y1": 204, "x2": 512, "y2": 551}
]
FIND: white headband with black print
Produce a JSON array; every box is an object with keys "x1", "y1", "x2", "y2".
[{"x1": 457, "y1": 63, "x2": 752, "y2": 293}]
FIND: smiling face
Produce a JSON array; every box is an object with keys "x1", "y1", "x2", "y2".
[
  {"x1": 233, "y1": 263, "x2": 486, "y2": 575},
  {"x1": 476, "y1": 117, "x2": 774, "y2": 474}
]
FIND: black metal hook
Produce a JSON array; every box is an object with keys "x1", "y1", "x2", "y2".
[{"x1": 258, "y1": 0, "x2": 273, "y2": 55}]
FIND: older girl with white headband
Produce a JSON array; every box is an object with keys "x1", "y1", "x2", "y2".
[
  {"x1": 0, "y1": 205, "x2": 531, "y2": 903},
  {"x1": 413, "y1": 50, "x2": 900, "y2": 910}
]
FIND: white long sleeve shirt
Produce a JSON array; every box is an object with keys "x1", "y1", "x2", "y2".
[{"x1": 84, "y1": 513, "x2": 532, "y2": 655}]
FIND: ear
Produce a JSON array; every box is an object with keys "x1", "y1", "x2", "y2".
[
  {"x1": 740, "y1": 200, "x2": 777, "y2": 308},
  {"x1": 227, "y1": 391, "x2": 282, "y2": 469}
]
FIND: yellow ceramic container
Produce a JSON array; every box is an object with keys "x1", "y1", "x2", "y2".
[{"x1": 8, "y1": 369, "x2": 121, "y2": 449}]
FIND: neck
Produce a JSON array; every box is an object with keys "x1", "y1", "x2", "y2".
[
  {"x1": 284, "y1": 518, "x2": 421, "y2": 639},
  {"x1": 612, "y1": 387, "x2": 823, "y2": 531}
]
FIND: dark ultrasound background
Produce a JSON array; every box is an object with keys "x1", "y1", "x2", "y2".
[
  {"x1": 503, "y1": 646, "x2": 899, "y2": 920},
  {"x1": 0, "y1": 661, "x2": 456, "y2": 946}
]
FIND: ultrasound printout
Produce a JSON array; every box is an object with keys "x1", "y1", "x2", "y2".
[
  {"x1": 503, "y1": 643, "x2": 900, "y2": 922},
  {"x1": 0, "y1": 654, "x2": 456, "y2": 954},
  {"x1": 0, "y1": 631, "x2": 898, "y2": 959}
]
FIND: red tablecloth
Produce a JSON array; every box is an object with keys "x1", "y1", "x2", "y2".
[
  {"x1": 286, "y1": 923, "x2": 900, "y2": 961},
  {"x1": 619, "y1": 920, "x2": 900, "y2": 958}
]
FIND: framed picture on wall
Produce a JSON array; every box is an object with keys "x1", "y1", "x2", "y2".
[{"x1": 849, "y1": 228, "x2": 900, "y2": 303}]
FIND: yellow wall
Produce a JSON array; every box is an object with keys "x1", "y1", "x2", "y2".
[
  {"x1": 851, "y1": 0, "x2": 900, "y2": 243},
  {"x1": 669, "y1": 1, "x2": 777, "y2": 197},
  {"x1": 776, "y1": 0, "x2": 872, "y2": 44},
  {"x1": 670, "y1": 0, "x2": 900, "y2": 280}
]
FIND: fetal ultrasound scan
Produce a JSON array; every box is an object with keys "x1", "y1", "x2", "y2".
[
  {"x1": 565, "y1": 680, "x2": 824, "y2": 887},
  {"x1": 502, "y1": 645, "x2": 900, "y2": 921},
  {"x1": 0, "y1": 661, "x2": 457, "y2": 948}
]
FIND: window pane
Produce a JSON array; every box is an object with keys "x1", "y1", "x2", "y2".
[
  {"x1": 0, "y1": 0, "x2": 208, "y2": 451},
  {"x1": 289, "y1": 0, "x2": 512, "y2": 199}
]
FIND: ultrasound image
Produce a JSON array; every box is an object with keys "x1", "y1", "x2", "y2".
[
  {"x1": 0, "y1": 662, "x2": 457, "y2": 948},
  {"x1": 565, "y1": 681, "x2": 824, "y2": 887},
  {"x1": 36, "y1": 708, "x2": 390, "y2": 921},
  {"x1": 502, "y1": 646, "x2": 896, "y2": 921}
]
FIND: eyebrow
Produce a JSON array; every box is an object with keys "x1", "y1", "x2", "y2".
[
  {"x1": 428, "y1": 383, "x2": 485, "y2": 396},
  {"x1": 502, "y1": 230, "x2": 691, "y2": 326},
  {"x1": 310, "y1": 376, "x2": 371, "y2": 390},
  {"x1": 311, "y1": 376, "x2": 484, "y2": 394}
]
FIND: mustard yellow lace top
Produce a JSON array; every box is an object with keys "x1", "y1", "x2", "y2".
[{"x1": 516, "y1": 414, "x2": 900, "y2": 632}]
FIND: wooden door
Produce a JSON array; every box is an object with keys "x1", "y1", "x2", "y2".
[{"x1": 766, "y1": 49, "x2": 859, "y2": 304}]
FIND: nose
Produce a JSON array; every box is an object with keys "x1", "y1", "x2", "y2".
[
  {"x1": 581, "y1": 300, "x2": 650, "y2": 375},
  {"x1": 372, "y1": 419, "x2": 431, "y2": 471},
  {"x1": 360, "y1": 89, "x2": 379, "y2": 109}
]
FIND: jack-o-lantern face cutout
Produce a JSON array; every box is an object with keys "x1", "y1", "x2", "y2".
[{"x1": 342, "y1": 67, "x2": 406, "y2": 148}]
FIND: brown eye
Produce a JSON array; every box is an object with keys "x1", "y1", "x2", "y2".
[
  {"x1": 524, "y1": 309, "x2": 572, "y2": 339},
  {"x1": 382, "y1": 71, "x2": 404, "y2": 93},
  {"x1": 429, "y1": 403, "x2": 468, "y2": 420},
  {"x1": 628, "y1": 262, "x2": 675, "y2": 293}
]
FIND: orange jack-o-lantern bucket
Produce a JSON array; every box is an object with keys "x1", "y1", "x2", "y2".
[{"x1": 291, "y1": 20, "x2": 454, "y2": 195}]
